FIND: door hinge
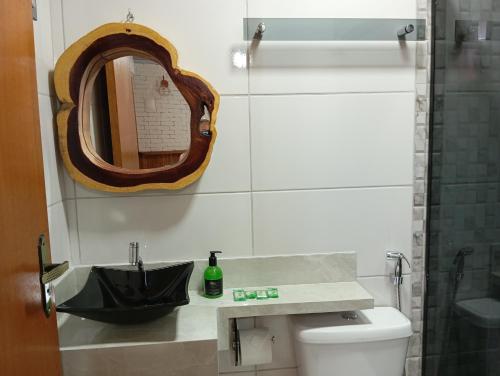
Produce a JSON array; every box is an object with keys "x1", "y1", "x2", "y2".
[{"x1": 32, "y1": 0, "x2": 37, "y2": 21}]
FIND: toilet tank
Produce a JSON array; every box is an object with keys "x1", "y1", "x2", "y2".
[{"x1": 291, "y1": 307, "x2": 412, "y2": 376}]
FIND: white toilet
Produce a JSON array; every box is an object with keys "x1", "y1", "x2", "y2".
[{"x1": 291, "y1": 307, "x2": 412, "y2": 376}]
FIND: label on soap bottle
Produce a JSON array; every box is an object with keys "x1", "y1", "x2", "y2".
[{"x1": 205, "y1": 279, "x2": 223, "y2": 296}]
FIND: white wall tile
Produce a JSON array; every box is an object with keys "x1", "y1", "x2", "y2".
[
  {"x1": 63, "y1": 171, "x2": 76, "y2": 199},
  {"x1": 49, "y1": 0, "x2": 66, "y2": 66},
  {"x1": 73, "y1": 183, "x2": 160, "y2": 200},
  {"x1": 256, "y1": 368, "x2": 297, "y2": 376},
  {"x1": 33, "y1": 1, "x2": 75, "y2": 201},
  {"x1": 75, "y1": 96, "x2": 251, "y2": 198},
  {"x1": 358, "y1": 275, "x2": 412, "y2": 318},
  {"x1": 38, "y1": 94, "x2": 66, "y2": 206},
  {"x1": 248, "y1": 0, "x2": 417, "y2": 19},
  {"x1": 76, "y1": 193, "x2": 252, "y2": 264},
  {"x1": 251, "y1": 93, "x2": 414, "y2": 191},
  {"x1": 33, "y1": 0, "x2": 55, "y2": 96},
  {"x1": 60, "y1": 0, "x2": 248, "y2": 95},
  {"x1": 34, "y1": 2, "x2": 76, "y2": 269},
  {"x1": 48, "y1": 202, "x2": 72, "y2": 264},
  {"x1": 65, "y1": 199, "x2": 81, "y2": 264},
  {"x1": 247, "y1": 0, "x2": 417, "y2": 94},
  {"x1": 252, "y1": 187, "x2": 413, "y2": 277},
  {"x1": 189, "y1": 96, "x2": 251, "y2": 193},
  {"x1": 248, "y1": 43, "x2": 416, "y2": 95}
]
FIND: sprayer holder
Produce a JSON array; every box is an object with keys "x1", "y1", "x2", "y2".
[{"x1": 386, "y1": 251, "x2": 411, "y2": 286}]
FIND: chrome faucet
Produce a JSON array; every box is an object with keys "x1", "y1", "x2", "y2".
[
  {"x1": 386, "y1": 251, "x2": 411, "y2": 286},
  {"x1": 129, "y1": 242, "x2": 143, "y2": 271}
]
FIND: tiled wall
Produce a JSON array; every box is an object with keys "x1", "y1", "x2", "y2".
[
  {"x1": 407, "y1": 0, "x2": 433, "y2": 374},
  {"x1": 424, "y1": 0, "x2": 500, "y2": 375},
  {"x1": 132, "y1": 59, "x2": 191, "y2": 152},
  {"x1": 33, "y1": 1, "x2": 428, "y2": 375},
  {"x1": 56, "y1": 0, "x2": 416, "y2": 284},
  {"x1": 33, "y1": 0, "x2": 73, "y2": 265}
]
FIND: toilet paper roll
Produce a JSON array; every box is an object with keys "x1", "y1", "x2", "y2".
[{"x1": 239, "y1": 328, "x2": 273, "y2": 366}]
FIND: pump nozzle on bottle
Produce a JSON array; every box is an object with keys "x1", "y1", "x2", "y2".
[
  {"x1": 209, "y1": 251, "x2": 222, "y2": 266},
  {"x1": 204, "y1": 251, "x2": 223, "y2": 298}
]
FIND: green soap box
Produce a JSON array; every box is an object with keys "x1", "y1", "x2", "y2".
[
  {"x1": 233, "y1": 289, "x2": 246, "y2": 302},
  {"x1": 245, "y1": 290, "x2": 257, "y2": 299},
  {"x1": 267, "y1": 287, "x2": 279, "y2": 298}
]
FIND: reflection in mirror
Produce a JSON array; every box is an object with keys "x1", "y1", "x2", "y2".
[
  {"x1": 89, "y1": 56, "x2": 191, "y2": 169},
  {"x1": 199, "y1": 106, "x2": 211, "y2": 137}
]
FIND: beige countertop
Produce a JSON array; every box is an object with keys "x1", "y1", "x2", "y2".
[
  {"x1": 56, "y1": 253, "x2": 374, "y2": 376},
  {"x1": 58, "y1": 280, "x2": 373, "y2": 350}
]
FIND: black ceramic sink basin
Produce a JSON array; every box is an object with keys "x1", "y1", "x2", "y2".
[{"x1": 57, "y1": 261, "x2": 194, "y2": 324}]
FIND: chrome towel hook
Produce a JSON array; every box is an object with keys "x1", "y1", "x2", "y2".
[
  {"x1": 397, "y1": 24, "x2": 415, "y2": 38},
  {"x1": 253, "y1": 22, "x2": 266, "y2": 39},
  {"x1": 125, "y1": 9, "x2": 135, "y2": 23},
  {"x1": 257, "y1": 22, "x2": 266, "y2": 35}
]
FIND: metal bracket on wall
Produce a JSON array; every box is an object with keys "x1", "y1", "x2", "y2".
[
  {"x1": 31, "y1": 0, "x2": 38, "y2": 21},
  {"x1": 243, "y1": 18, "x2": 426, "y2": 41},
  {"x1": 32, "y1": 0, "x2": 37, "y2": 21}
]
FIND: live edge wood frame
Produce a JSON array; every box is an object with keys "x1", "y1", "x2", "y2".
[{"x1": 54, "y1": 23, "x2": 219, "y2": 192}]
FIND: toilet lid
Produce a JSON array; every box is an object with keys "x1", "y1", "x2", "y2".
[{"x1": 292, "y1": 307, "x2": 412, "y2": 344}]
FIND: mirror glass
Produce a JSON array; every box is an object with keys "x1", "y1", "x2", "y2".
[{"x1": 88, "y1": 56, "x2": 192, "y2": 169}]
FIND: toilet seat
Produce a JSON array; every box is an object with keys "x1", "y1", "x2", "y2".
[
  {"x1": 454, "y1": 298, "x2": 500, "y2": 329},
  {"x1": 292, "y1": 307, "x2": 412, "y2": 344},
  {"x1": 291, "y1": 307, "x2": 413, "y2": 376}
]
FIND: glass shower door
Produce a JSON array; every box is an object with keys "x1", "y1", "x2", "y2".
[{"x1": 424, "y1": 1, "x2": 500, "y2": 375}]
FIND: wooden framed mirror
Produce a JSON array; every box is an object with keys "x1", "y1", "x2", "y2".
[{"x1": 54, "y1": 23, "x2": 219, "y2": 192}]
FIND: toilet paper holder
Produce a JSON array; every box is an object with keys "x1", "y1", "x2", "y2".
[
  {"x1": 231, "y1": 318, "x2": 275, "y2": 366},
  {"x1": 231, "y1": 318, "x2": 242, "y2": 366}
]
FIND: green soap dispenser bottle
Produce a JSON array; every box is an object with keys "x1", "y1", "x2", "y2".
[{"x1": 204, "y1": 251, "x2": 223, "y2": 298}]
